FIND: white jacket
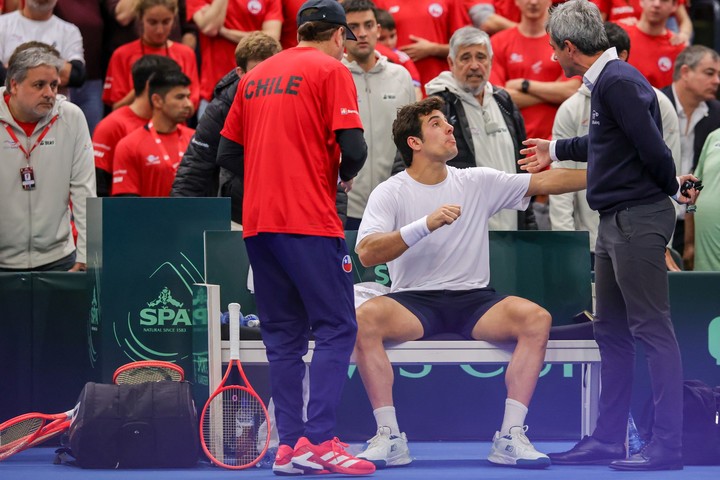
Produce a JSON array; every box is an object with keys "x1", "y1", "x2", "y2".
[
  {"x1": 0, "y1": 88, "x2": 96, "y2": 269},
  {"x1": 342, "y1": 52, "x2": 415, "y2": 219},
  {"x1": 551, "y1": 84, "x2": 680, "y2": 251}
]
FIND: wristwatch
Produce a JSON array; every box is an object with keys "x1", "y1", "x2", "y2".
[{"x1": 521, "y1": 79, "x2": 530, "y2": 94}]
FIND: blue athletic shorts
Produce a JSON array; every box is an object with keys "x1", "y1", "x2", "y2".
[{"x1": 385, "y1": 288, "x2": 507, "y2": 339}]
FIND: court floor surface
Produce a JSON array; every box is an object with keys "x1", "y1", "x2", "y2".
[{"x1": 3, "y1": 441, "x2": 718, "y2": 479}]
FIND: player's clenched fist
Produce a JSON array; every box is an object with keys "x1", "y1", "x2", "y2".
[{"x1": 427, "y1": 204, "x2": 461, "y2": 231}]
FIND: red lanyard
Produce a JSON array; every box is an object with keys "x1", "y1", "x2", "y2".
[
  {"x1": 3, "y1": 115, "x2": 59, "y2": 163},
  {"x1": 147, "y1": 122, "x2": 184, "y2": 167}
]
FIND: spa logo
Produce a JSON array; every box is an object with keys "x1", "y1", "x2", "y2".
[{"x1": 139, "y1": 287, "x2": 192, "y2": 327}]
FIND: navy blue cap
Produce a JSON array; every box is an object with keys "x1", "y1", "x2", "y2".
[{"x1": 296, "y1": 0, "x2": 357, "y2": 41}]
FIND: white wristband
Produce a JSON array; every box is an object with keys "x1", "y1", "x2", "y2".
[{"x1": 400, "y1": 216, "x2": 431, "y2": 247}]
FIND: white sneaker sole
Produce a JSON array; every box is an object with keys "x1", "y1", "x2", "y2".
[
  {"x1": 487, "y1": 451, "x2": 551, "y2": 469},
  {"x1": 272, "y1": 462, "x2": 304, "y2": 476},
  {"x1": 290, "y1": 451, "x2": 325, "y2": 473},
  {"x1": 358, "y1": 451, "x2": 412, "y2": 468}
]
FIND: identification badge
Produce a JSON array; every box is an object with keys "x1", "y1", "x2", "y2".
[{"x1": 20, "y1": 166, "x2": 36, "y2": 190}]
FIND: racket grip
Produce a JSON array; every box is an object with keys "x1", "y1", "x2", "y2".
[{"x1": 229, "y1": 302, "x2": 241, "y2": 358}]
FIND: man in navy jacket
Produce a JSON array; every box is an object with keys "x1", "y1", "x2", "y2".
[{"x1": 520, "y1": 0, "x2": 699, "y2": 472}]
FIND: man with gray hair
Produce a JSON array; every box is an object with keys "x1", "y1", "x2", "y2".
[
  {"x1": 421, "y1": 25, "x2": 536, "y2": 231},
  {"x1": 521, "y1": 0, "x2": 699, "y2": 471},
  {"x1": 0, "y1": 42, "x2": 95, "y2": 272},
  {"x1": 551, "y1": 21, "x2": 682, "y2": 267},
  {"x1": 660, "y1": 45, "x2": 720, "y2": 265}
]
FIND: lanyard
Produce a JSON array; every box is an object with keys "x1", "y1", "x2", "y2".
[
  {"x1": 140, "y1": 40, "x2": 170, "y2": 57},
  {"x1": 2, "y1": 115, "x2": 59, "y2": 163},
  {"x1": 147, "y1": 122, "x2": 184, "y2": 167}
]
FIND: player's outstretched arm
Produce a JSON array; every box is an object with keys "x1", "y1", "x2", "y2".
[{"x1": 526, "y1": 169, "x2": 586, "y2": 197}]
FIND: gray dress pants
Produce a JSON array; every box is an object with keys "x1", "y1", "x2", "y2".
[{"x1": 592, "y1": 197, "x2": 683, "y2": 450}]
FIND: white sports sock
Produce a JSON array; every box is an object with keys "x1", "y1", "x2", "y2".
[
  {"x1": 373, "y1": 406, "x2": 400, "y2": 435},
  {"x1": 500, "y1": 398, "x2": 528, "y2": 436}
]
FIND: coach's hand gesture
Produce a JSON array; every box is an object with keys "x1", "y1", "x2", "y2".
[{"x1": 519, "y1": 138, "x2": 552, "y2": 173}]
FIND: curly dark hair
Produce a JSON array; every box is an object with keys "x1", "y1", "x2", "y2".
[{"x1": 392, "y1": 96, "x2": 445, "y2": 167}]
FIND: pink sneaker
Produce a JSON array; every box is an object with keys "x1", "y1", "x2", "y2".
[
  {"x1": 273, "y1": 443, "x2": 330, "y2": 476},
  {"x1": 292, "y1": 437, "x2": 376, "y2": 475},
  {"x1": 273, "y1": 444, "x2": 304, "y2": 476}
]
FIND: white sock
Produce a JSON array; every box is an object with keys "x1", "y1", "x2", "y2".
[
  {"x1": 500, "y1": 398, "x2": 528, "y2": 436},
  {"x1": 373, "y1": 406, "x2": 400, "y2": 435}
]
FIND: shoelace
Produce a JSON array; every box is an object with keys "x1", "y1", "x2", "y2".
[
  {"x1": 366, "y1": 426, "x2": 392, "y2": 445},
  {"x1": 330, "y1": 437, "x2": 351, "y2": 457},
  {"x1": 510, "y1": 426, "x2": 533, "y2": 447}
]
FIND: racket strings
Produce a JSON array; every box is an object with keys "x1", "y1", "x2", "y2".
[
  {"x1": 202, "y1": 389, "x2": 265, "y2": 467},
  {"x1": 0, "y1": 417, "x2": 43, "y2": 448},
  {"x1": 28, "y1": 421, "x2": 69, "y2": 447},
  {"x1": 115, "y1": 366, "x2": 183, "y2": 384}
]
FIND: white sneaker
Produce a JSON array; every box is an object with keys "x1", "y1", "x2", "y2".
[
  {"x1": 487, "y1": 425, "x2": 551, "y2": 469},
  {"x1": 357, "y1": 426, "x2": 412, "y2": 468}
]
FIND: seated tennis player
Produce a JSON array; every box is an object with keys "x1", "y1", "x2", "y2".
[{"x1": 353, "y1": 97, "x2": 586, "y2": 469}]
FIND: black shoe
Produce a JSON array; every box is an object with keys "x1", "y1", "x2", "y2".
[
  {"x1": 609, "y1": 442, "x2": 683, "y2": 471},
  {"x1": 548, "y1": 435, "x2": 625, "y2": 465}
]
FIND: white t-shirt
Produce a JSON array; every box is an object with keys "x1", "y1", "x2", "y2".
[
  {"x1": 357, "y1": 166, "x2": 531, "y2": 292},
  {"x1": 0, "y1": 11, "x2": 84, "y2": 65}
]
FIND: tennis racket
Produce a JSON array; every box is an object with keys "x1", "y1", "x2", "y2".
[
  {"x1": 0, "y1": 409, "x2": 74, "y2": 461},
  {"x1": 23, "y1": 417, "x2": 72, "y2": 450},
  {"x1": 200, "y1": 303, "x2": 270, "y2": 469},
  {"x1": 113, "y1": 360, "x2": 185, "y2": 385}
]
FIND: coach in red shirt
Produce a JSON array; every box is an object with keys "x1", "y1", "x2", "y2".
[{"x1": 217, "y1": 0, "x2": 373, "y2": 475}]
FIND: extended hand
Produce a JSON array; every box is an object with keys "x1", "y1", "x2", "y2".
[
  {"x1": 427, "y1": 204, "x2": 461, "y2": 231},
  {"x1": 519, "y1": 138, "x2": 552, "y2": 173}
]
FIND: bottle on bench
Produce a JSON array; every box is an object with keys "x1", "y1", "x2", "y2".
[{"x1": 221, "y1": 312, "x2": 260, "y2": 328}]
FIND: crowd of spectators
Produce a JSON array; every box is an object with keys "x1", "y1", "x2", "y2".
[{"x1": 0, "y1": 0, "x2": 718, "y2": 272}]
